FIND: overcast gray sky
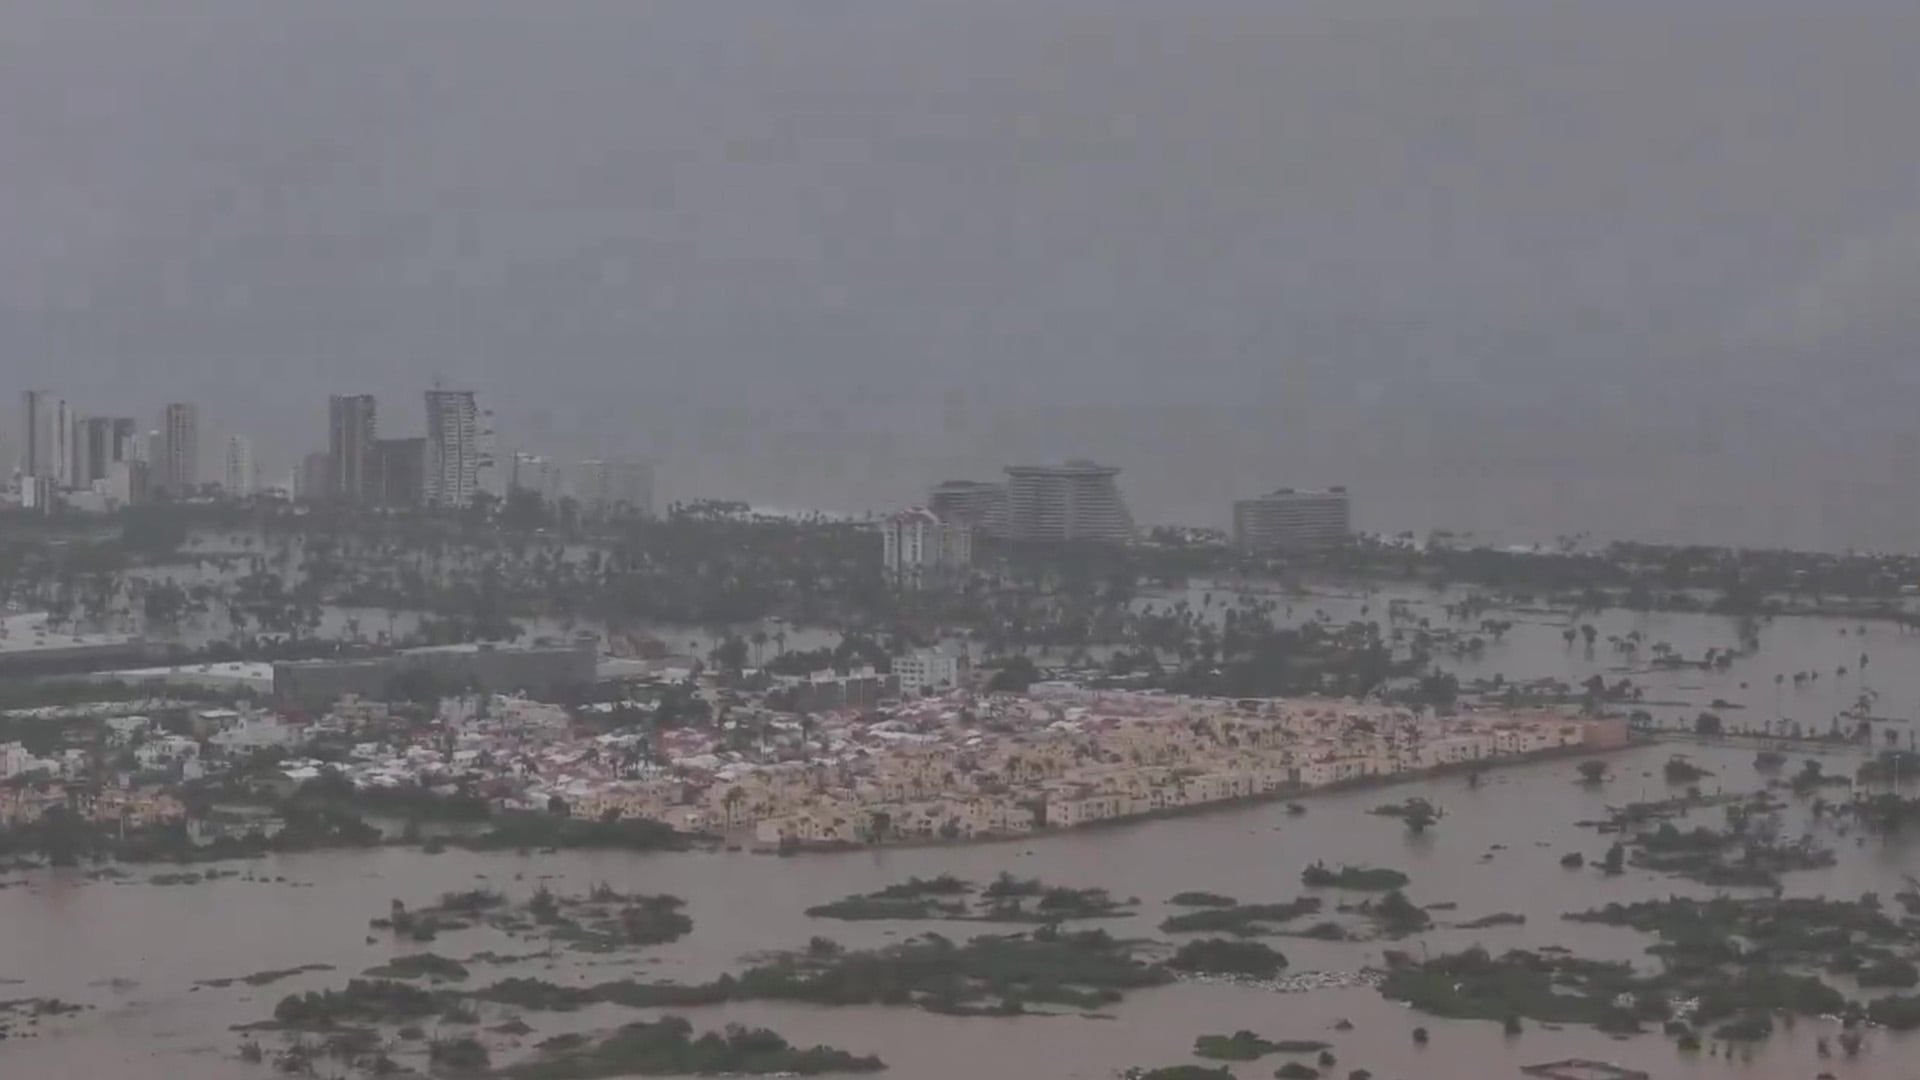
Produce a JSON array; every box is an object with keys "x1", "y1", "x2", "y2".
[{"x1": 4, "y1": 1, "x2": 1919, "y2": 548}]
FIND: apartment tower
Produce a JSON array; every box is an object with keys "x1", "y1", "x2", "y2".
[
  {"x1": 1002, "y1": 461, "x2": 1135, "y2": 543},
  {"x1": 158, "y1": 403, "x2": 198, "y2": 494},
  {"x1": 225, "y1": 435, "x2": 257, "y2": 496},
  {"x1": 424, "y1": 389, "x2": 481, "y2": 508},
  {"x1": 328, "y1": 394, "x2": 378, "y2": 502}
]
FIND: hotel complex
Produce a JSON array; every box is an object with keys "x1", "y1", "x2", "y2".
[{"x1": 1234, "y1": 487, "x2": 1354, "y2": 552}]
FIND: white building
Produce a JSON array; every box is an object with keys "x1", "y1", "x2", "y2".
[
  {"x1": 893, "y1": 649, "x2": 967, "y2": 697},
  {"x1": 225, "y1": 435, "x2": 257, "y2": 496},
  {"x1": 1003, "y1": 461, "x2": 1134, "y2": 543},
  {"x1": 425, "y1": 389, "x2": 482, "y2": 508},
  {"x1": 1233, "y1": 487, "x2": 1353, "y2": 552},
  {"x1": 880, "y1": 508, "x2": 972, "y2": 588},
  {"x1": 576, "y1": 458, "x2": 653, "y2": 518}
]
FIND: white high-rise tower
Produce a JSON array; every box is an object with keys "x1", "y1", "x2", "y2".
[
  {"x1": 425, "y1": 389, "x2": 480, "y2": 508},
  {"x1": 225, "y1": 435, "x2": 257, "y2": 496}
]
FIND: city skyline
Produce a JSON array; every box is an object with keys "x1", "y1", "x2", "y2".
[{"x1": 5, "y1": 7, "x2": 1920, "y2": 548}]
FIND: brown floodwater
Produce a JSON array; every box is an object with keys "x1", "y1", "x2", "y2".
[{"x1": 2, "y1": 739, "x2": 1916, "y2": 1079}]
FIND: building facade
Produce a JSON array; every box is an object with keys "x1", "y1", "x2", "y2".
[
  {"x1": 1002, "y1": 461, "x2": 1134, "y2": 543},
  {"x1": 425, "y1": 389, "x2": 481, "y2": 509},
  {"x1": 158, "y1": 403, "x2": 198, "y2": 495},
  {"x1": 19, "y1": 392, "x2": 74, "y2": 487},
  {"x1": 328, "y1": 394, "x2": 378, "y2": 503},
  {"x1": 893, "y1": 649, "x2": 967, "y2": 697},
  {"x1": 297, "y1": 451, "x2": 333, "y2": 502},
  {"x1": 576, "y1": 458, "x2": 653, "y2": 518},
  {"x1": 1232, "y1": 487, "x2": 1353, "y2": 552},
  {"x1": 928, "y1": 479, "x2": 1009, "y2": 539},
  {"x1": 19, "y1": 391, "x2": 51, "y2": 480},
  {"x1": 224, "y1": 435, "x2": 257, "y2": 496},
  {"x1": 72, "y1": 417, "x2": 136, "y2": 490},
  {"x1": 372, "y1": 437, "x2": 426, "y2": 508},
  {"x1": 509, "y1": 452, "x2": 567, "y2": 504},
  {"x1": 880, "y1": 507, "x2": 972, "y2": 587}
]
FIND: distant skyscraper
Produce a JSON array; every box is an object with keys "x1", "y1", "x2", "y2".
[
  {"x1": 1002, "y1": 461, "x2": 1134, "y2": 543},
  {"x1": 328, "y1": 394, "x2": 378, "y2": 502},
  {"x1": 74, "y1": 416, "x2": 134, "y2": 489},
  {"x1": 71, "y1": 415, "x2": 96, "y2": 490},
  {"x1": 425, "y1": 389, "x2": 482, "y2": 508},
  {"x1": 158, "y1": 404, "x2": 198, "y2": 495},
  {"x1": 510, "y1": 452, "x2": 567, "y2": 504},
  {"x1": 297, "y1": 451, "x2": 333, "y2": 502},
  {"x1": 575, "y1": 458, "x2": 653, "y2": 518},
  {"x1": 21, "y1": 392, "x2": 75, "y2": 486},
  {"x1": 20, "y1": 391, "x2": 54, "y2": 480},
  {"x1": 225, "y1": 435, "x2": 257, "y2": 496},
  {"x1": 371, "y1": 437, "x2": 426, "y2": 508}
]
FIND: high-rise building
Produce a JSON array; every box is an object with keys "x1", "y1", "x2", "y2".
[
  {"x1": 880, "y1": 507, "x2": 973, "y2": 588},
  {"x1": 297, "y1": 452, "x2": 333, "y2": 502},
  {"x1": 74, "y1": 416, "x2": 135, "y2": 489},
  {"x1": 111, "y1": 418, "x2": 137, "y2": 469},
  {"x1": 575, "y1": 458, "x2": 653, "y2": 518},
  {"x1": 928, "y1": 480, "x2": 1010, "y2": 539},
  {"x1": 1232, "y1": 487, "x2": 1353, "y2": 553},
  {"x1": 225, "y1": 435, "x2": 257, "y2": 496},
  {"x1": 1002, "y1": 461, "x2": 1134, "y2": 543},
  {"x1": 106, "y1": 459, "x2": 148, "y2": 506},
  {"x1": 21, "y1": 393, "x2": 75, "y2": 487},
  {"x1": 510, "y1": 452, "x2": 567, "y2": 504},
  {"x1": 71, "y1": 415, "x2": 96, "y2": 490},
  {"x1": 20, "y1": 391, "x2": 56, "y2": 480},
  {"x1": 425, "y1": 389, "x2": 482, "y2": 509},
  {"x1": 371, "y1": 437, "x2": 426, "y2": 508},
  {"x1": 476, "y1": 407, "x2": 500, "y2": 498},
  {"x1": 158, "y1": 404, "x2": 198, "y2": 495},
  {"x1": 52, "y1": 400, "x2": 75, "y2": 488},
  {"x1": 328, "y1": 394, "x2": 378, "y2": 502}
]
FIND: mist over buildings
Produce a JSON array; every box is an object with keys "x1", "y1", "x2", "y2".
[{"x1": 5, "y1": 1, "x2": 1919, "y2": 548}]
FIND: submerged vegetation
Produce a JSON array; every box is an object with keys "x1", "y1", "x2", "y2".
[
  {"x1": 473, "y1": 926, "x2": 1172, "y2": 1016},
  {"x1": 500, "y1": 1016, "x2": 884, "y2": 1078},
  {"x1": 1192, "y1": 1032, "x2": 1330, "y2": 1061},
  {"x1": 1301, "y1": 863, "x2": 1409, "y2": 892},
  {"x1": 1168, "y1": 939, "x2": 1289, "y2": 979},
  {"x1": 371, "y1": 885, "x2": 692, "y2": 953},
  {"x1": 1159, "y1": 898, "x2": 1322, "y2": 936},
  {"x1": 806, "y1": 873, "x2": 1133, "y2": 923}
]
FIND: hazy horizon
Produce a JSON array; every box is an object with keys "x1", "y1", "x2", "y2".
[{"x1": 6, "y1": 1, "x2": 1920, "y2": 549}]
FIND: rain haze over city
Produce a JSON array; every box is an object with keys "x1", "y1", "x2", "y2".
[{"x1": 7, "y1": 4, "x2": 1920, "y2": 1080}]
